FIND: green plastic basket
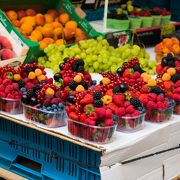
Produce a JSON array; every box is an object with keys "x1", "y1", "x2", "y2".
[
  {"x1": 129, "y1": 17, "x2": 142, "y2": 30},
  {"x1": 107, "y1": 19, "x2": 130, "y2": 30},
  {"x1": 141, "y1": 16, "x2": 153, "y2": 28},
  {"x1": 161, "y1": 15, "x2": 171, "y2": 26},
  {"x1": 152, "y1": 15, "x2": 162, "y2": 26}
]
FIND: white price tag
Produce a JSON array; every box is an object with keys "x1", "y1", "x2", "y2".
[
  {"x1": 85, "y1": 0, "x2": 96, "y2": 4},
  {"x1": 10, "y1": 30, "x2": 24, "y2": 47}
]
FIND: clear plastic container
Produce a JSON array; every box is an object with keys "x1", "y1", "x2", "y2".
[
  {"x1": 23, "y1": 104, "x2": 66, "y2": 128},
  {"x1": 145, "y1": 103, "x2": 174, "y2": 122},
  {"x1": 174, "y1": 101, "x2": 180, "y2": 115},
  {"x1": 0, "y1": 97, "x2": 23, "y2": 114},
  {"x1": 115, "y1": 113, "x2": 145, "y2": 132},
  {"x1": 68, "y1": 119, "x2": 117, "y2": 143}
]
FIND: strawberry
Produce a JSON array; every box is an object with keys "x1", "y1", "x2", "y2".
[
  {"x1": 175, "y1": 80, "x2": 180, "y2": 88},
  {"x1": 105, "y1": 119, "x2": 114, "y2": 126},
  {"x1": 95, "y1": 107, "x2": 106, "y2": 120},
  {"x1": 126, "y1": 105, "x2": 135, "y2": 114},
  {"x1": 107, "y1": 102, "x2": 118, "y2": 113},
  {"x1": 86, "y1": 119, "x2": 96, "y2": 126},
  {"x1": 164, "y1": 81, "x2": 174, "y2": 91},
  {"x1": 84, "y1": 104, "x2": 94, "y2": 115},
  {"x1": 128, "y1": 119, "x2": 135, "y2": 128},
  {"x1": 132, "y1": 71, "x2": 140, "y2": 79},
  {"x1": 163, "y1": 101, "x2": 169, "y2": 108},
  {"x1": 66, "y1": 106, "x2": 70, "y2": 113},
  {"x1": 80, "y1": 113, "x2": 88, "y2": 122},
  {"x1": 89, "y1": 112, "x2": 97, "y2": 121},
  {"x1": 69, "y1": 105, "x2": 76, "y2": 111},
  {"x1": 80, "y1": 94, "x2": 93, "y2": 105},
  {"x1": 156, "y1": 64, "x2": 162, "y2": 74},
  {"x1": 105, "y1": 109, "x2": 113, "y2": 119},
  {"x1": 116, "y1": 107, "x2": 126, "y2": 116},
  {"x1": 68, "y1": 112, "x2": 79, "y2": 121},
  {"x1": 63, "y1": 77, "x2": 72, "y2": 86},
  {"x1": 112, "y1": 94, "x2": 124, "y2": 106},
  {"x1": 123, "y1": 68, "x2": 134, "y2": 78}
]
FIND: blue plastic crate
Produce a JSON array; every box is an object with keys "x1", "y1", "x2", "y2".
[{"x1": 0, "y1": 117, "x2": 102, "y2": 180}]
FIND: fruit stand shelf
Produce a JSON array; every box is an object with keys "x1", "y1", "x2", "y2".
[{"x1": 0, "y1": 111, "x2": 180, "y2": 179}]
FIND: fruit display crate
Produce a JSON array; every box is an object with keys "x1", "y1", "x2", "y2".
[
  {"x1": 0, "y1": 115, "x2": 102, "y2": 180},
  {"x1": 0, "y1": 0, "x2": 103, "y2": 64},
  {"x1": 0, "y1": 111, "x2": 180, "y2": 179}
]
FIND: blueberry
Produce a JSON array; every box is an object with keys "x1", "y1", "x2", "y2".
[
  {"x1": 47, "y1": 106, "x2": 51, "y2": 111},
  {"x1": 91, "y1": 80, "x2": 97, "y2": 86},
  {"x1": 52, "y1": 104, "x2": 57, "y2": 108},
  {"x1": 54, "y1": 109, "x2": 58, "y2": 112},
  {"x1": 20, "y1": 87, "x2": 27, "y2": 92}
]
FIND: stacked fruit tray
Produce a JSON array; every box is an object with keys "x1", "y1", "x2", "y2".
[{"x1": 0, "y1": 50, "x2": 179, "y2": 143}]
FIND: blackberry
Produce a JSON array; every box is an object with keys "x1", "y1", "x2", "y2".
[
  {"x1": 27, "y1": 89, "x2": 34, "y2": 98},
  {"x1": 166, "y1": 53, "x2": 174, "y2": 61},
  {"x1": 72, "y1": 62, "x2": 78, "y2": 71},
  {"x1": 26, "y1": 67, "x2": 34, "y2": 73},
  {"x1": 81, "y1": 80, "x2": 88, "y2": 90},
  {"x1": 93, "y1": 90, "x2": 102, "y2": 100},
  {"x1": 68, "y1": 80, "x2": 78, "y2": 90},
  {"x1": 54, "y1": 73, "x2": 62, "y2": 82},
  {"x1": 171, "y1": 74, "x2": 180, "y2": 83},
  {"x1": 21, "y1": 94, "x2": 28, "y2": 104},
  {"x1": 113, "y1": 85, "x2": 121, "y2": 94},
  {"x1": 59, "y1": 63, "x2": 64, "y2": 70},
  {"x1": 116, "y1": 67, "x2": 124, "y2": 76},
  {"x1": 150, "y1": 86, "x2": 164, "y2": 95},
  {"x1": 161, "y1": 57, "x2": 168, "y2": 67},
  {"x1": 94, "y1": 100, "x2": 103, "y2": 107},
  {"x1": 77, "y1": 66, "x2": 84, "y2": 73},
  {"x1": 130, "y1": 98, "x2": 142, "y2": 110},
  {"x1": 33, "y1": 84, "x2": 40, "y2": 94},
  {"x1": 168, "y1": 60, "x2": 175, "y2": 67},
  {"x1": 67, "y1": 95, "x2": 75, "y2": 104},
  {"x1": 30, "y1": 97, "x2": 37, "y2": 106},
  {"x1": 119, "y1": 82, "x2": 128, "y2": 93},
  {"x1": 76, "y1": 59, "x2": 85, "y2": 66},
  {"x1": 18, "y1": 80, "x2": 25, "y2": 88},
  {"x1": 63, "y1": 57, "x2": 69, "y2": 63},
  {"x1": 133, "y1": 64, "x2": 144, "y2": 73}
]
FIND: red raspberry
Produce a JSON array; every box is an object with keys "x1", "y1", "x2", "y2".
[
  {"x1": 12, "y1": 83, "x2": 19, "y2": 90},
  {"x1": 132, "y1": 110, "x2": 140, "y2": 117},
  {"x1": 5, "y1": 85, "x2": 13, "y2": 94},
  {"x1": 0, "y1": 92, "x2": 6, "y2": 98},
  {"x1": 116, "y1": 107, "x2": 126, "y2": 116},
  {"x1": 157, "y1": 95, "x2": 164, "y2": 102},
  {"x1": 148, "y1": 93, "x2": 157, "y2": 101},
  {"x1": 126, "y1": 105, "x2": 135, "y2": 114},
  {"x1": 0, "y1": 84, "x2": 5, "y2": 92},
  {"x1": 7, "y1": 93, "x2": 14, "y2": 99},
  {"x1": 2, "y1": 78, "x2": 12, "y2": 86},
  {"x1": 105, "y1": 119, "x2": 114, "y2": 126},
  {"x1": 124, "y1": 101, "x2": 130, "y2": 107},
  {"x1": 26, "y1": 82, "x2": 34, "y2": 89}
]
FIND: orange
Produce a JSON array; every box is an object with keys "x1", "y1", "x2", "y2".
[
  {"x1": 171, "y1": 37, "x2": 179, "y2": 45},
  {"x1": 35, "y1": 13, "x2": 45, "y2": 26},
  {"x1": 65, "y1": 20, "x2": 77, "y2": 32},
  {"x1": 52, "y1": 21, "x2": 62, "y2": 28},
  {"x1": 29, "y1": 35, "x2": 38, "y2": 42},
  {"x1": 47, "y1": 9, "x2": 59, "y2": 19},
  {"x1": 13, "y1": 74, "x2": 21, "y2": 81},
  {"x1": 58, "y1": 13, "x2": 70, "y2": 24},
  {"x1": 172, "y1": 44, "x2": 180, "y2": 55},
  {"x1": 12, "y1": 20, "x2": 20, "y2": 27},
  {"x1": 76, "y1": 85, "x2": 85, "y2": 92},
  {"x1": 167, "y1": 68, "x2": 176, "y2": 76},
  {"x1": 154, "y1": 43, "x2": 163, "y2": 53},
  {"x1": 44, "y1": 14, "x2": 54, "y2": 23},
  {"x1": 63, "y1": 28, "x2": 74, "y2": 40},
  {"x1": 75, "y1": 28, "x2": 85, "y2": 37},
  {"x1": 6, "y1": 10, "x2": 18, "y2": 21},
  {"x1": 20, "y1": 23, "x2": 33, "y2": 35},
  {"x1": 31, "y1": 30, "x2": 43, "y2": 41},
  {"x1": 41, "y1": 24, "x2": 54, "y2": 37},
  {"x1": 74, "y1": 74, "x2": 82, "y2": 83},
  {"x1": 42, "y1": 38, "x2": 54, "y2": 45},
  {"x1": 163, "y1": 38, "x2": 173, "y2": 46},
  {"x1": 35, "y1": 68, "x2": 42, "y2": 76},
  {"x1": 142, "y1": 73, "x2": 151, "y2": 83},
  {"x1": 53, "y1": 27, "x2": 63, "y2": 39},
  {"x1": 147, "y1": 78, "x2": 157, "y2": 86},
  {"x1": 162, "y1": 73, "x2": 171, "y2": 81},
  {"x1": 28, "y1": 72, "x2": 36, "y2": 79},
  {"x1": 102, "y1": 77, "x2": 111, "y2": 85},
  {"x1": 56, "y1": 39, "x2": 65, "y2": 45},
  {"x1": 155, "y1": 53, "x2": 163, "y2": 62},
  {"x1": 162, "y1": 47, "x2": 170, "y2": 54},
  {"x1": 39, "y1": 41, "x2": 48, "y2": 49},
  {"x1": 20, "y1": 16, "x2": 36, "y2": 27}
]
